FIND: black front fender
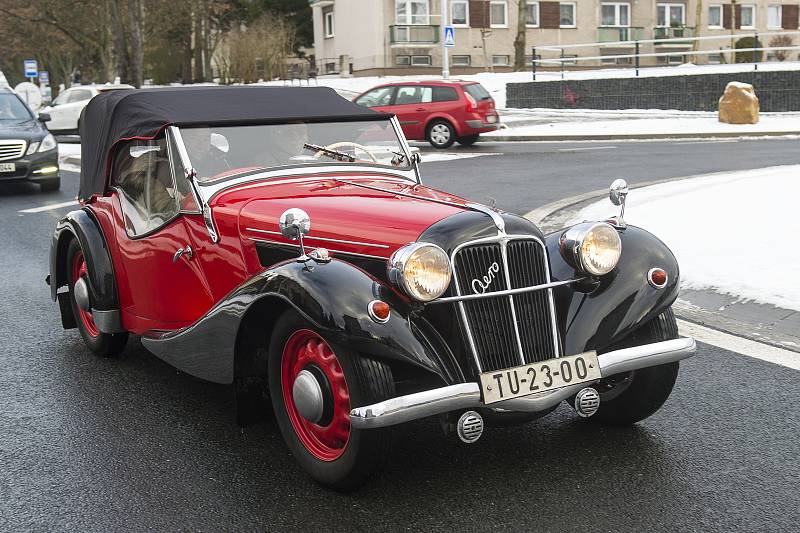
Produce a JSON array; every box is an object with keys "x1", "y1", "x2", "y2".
[
  {"x1": 546, "y1": 224, "x2": 680, "y2": 355},
  {"x1": 141, "y1": 258, "x2": 463, "y2": 385}
]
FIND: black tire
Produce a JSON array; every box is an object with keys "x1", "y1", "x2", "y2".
[
  {"x1": 457, "y1": 134, "x2": 480, "y2": 146},
  {"x1": 268, "y1": 309, "x2": 394, "y2": 491},
  {"x1": 589, "y1": 308, "x2": 681, "y2": 425},
  {"x1": 39, "y1": 177, "x2": 60, "y2": 192},
  {"x1": 66, "y1": 238, "x2": 128, "y2": 357},
  {"x1": 426, "y1": 119, "x2": 456, "y2": 149}
]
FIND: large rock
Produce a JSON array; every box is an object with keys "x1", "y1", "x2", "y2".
[{"x1": 718, "y1": 82, "x2": 760, "y2": 124}]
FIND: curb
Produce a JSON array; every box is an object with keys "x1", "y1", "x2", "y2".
[
  {"x1": 524, "y1": 173, "x2": 800, "y2": 354},
  {"x1": 483, "y1": 130, "x2": 800, "y2": 142},
  {"x1": 63, "y1": 155, "x2": 81, "y2": 167}
]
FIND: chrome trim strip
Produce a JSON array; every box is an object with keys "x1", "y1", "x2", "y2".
[
  {"x1": 334, "y1": 178, "x2": 472, "y2": 211},
  {"x1": 499, "y1": 240, "x2": 526, "y2": 365},
  {"x1": 450, "y1": 234, "x2": 562, "y2": 373},
  {"x1": 0, "y1": 139, "x2": 27, "y2": 161},
  {"x1": 428, "y1": 278, "x2": 580, "y2": 304},
  {"x1": 349, "y1": 337, "x2": 697, "y2": 429},
  {"x1": 248, "y1": 238, "x2": 389, "y2": 261},
  {"x1": 246, "y1": 227, "x2": 390, "y2": 249},
  {"x1": 466, "y1": 202, "x2": 506, "y2": 235}
]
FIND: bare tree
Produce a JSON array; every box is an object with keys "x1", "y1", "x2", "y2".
[
  {"x1": 769, "y1": 35, "x2": 793, "y2": 61},
  {"x1": 227, "y1": 14, "x2": 297, "y2": 83},
  {"x1": 513, "y1": 1, "x2": 528, "y2": 71}
]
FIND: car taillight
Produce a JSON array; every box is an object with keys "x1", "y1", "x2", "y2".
[{"x1": 464, "y1": 92, "x2": 477, "y2": 112}]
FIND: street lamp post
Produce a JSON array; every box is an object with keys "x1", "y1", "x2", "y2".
[{"x1": 442, "y1": 0, "x2": 450, "y2": 79}]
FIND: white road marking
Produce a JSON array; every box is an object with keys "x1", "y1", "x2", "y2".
[
  {"x1": 557, "y1": 146, "x2": 617, "y2": 152},
  {"x1": 421, "y1": 152, "x2": 503, "y2": 163},
  {"x1": 678, "y1": 319, "x2": 800, "y2": 370},
  {"x1": 675, "y1": 140, "x2": 740, "y2": 145},
  {"x1": 19, "y1": 200, "x2": 78, "y2": 213}
]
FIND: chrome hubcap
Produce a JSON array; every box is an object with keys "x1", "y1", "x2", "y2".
[
  {"x1": 292, "y1": 369, "x2": 325, "y2": 423},
  {"x1": 73, "y1": 277, "x2": 90, "y2": 312},
  {"x1": 430, "y1": 124, "x2": 451, "y2": 145}
]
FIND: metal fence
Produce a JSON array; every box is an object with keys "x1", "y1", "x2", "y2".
[{"x1": 531, "y1": 31, "x2": 800, "y2": 80}]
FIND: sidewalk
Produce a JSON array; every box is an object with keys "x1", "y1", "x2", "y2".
[
  {"x1": 487, "y1": 110, "x2": 800, "y2": 141},
  {"x1": 529, "y1": 166, "x2": 800, "y2": 353}
]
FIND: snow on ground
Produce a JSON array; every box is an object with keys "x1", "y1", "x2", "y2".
[
  {"x1": 418, "y1": 151, "x2": 502, "y2": 162},
  {"x1": 484, "y1": 112, "x2": 800, "y2": 137},
  {"x1": 571, "y1": 165, "x2": 800, "y2": 311},
  {"x1": 262, "y1": 61, "x2": 800, "y2": 110},
  {"x1": 58, "y1": 143, "x2": 81, "y2": 172}
]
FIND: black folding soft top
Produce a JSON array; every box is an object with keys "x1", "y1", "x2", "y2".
[{"x1": 78, "y1": 85, "x2": 390, "y2": 201}]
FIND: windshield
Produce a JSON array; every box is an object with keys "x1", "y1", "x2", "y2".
[
  {"x1": 0, "y1": 93, "x2": 33, "y2": 121},
  {"x1": 180, "y1": 120, "x2": 411, "y2": 182}
]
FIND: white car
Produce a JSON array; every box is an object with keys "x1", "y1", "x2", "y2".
[{"x1": 41, "y1": 84, "x2": 133, "y2": 133}]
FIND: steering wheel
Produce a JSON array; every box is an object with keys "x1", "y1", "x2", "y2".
[{"x1": 313, "y1": 142, "x2": 377, "y2": 163}]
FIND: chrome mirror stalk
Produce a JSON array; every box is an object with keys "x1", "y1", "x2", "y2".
[
  {"x1": 608, "y1": 178, "x2": 629, "y2": 229},
  {"x1": 279, "y1": 208, "x2": 312, "y2": 262}
]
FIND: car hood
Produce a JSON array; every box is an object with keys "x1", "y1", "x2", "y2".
[
  {"x1": 227, "y1": 176, "x2": 471, "y2": 258},
  {"x1": 0, "y1": 119, "x2": 47, "y2": 142}
]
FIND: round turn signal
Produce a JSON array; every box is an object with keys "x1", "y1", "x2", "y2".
[
  {"x1": 648, "y1": 268, "x2": 668, "y2": 289},
  {"x1": 368, "y1": 300, "x2": 391, "y2": 323}
]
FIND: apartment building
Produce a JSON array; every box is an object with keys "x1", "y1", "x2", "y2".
[{"x1": 309, "y1": 0, "x2": 800, "y2": 74}]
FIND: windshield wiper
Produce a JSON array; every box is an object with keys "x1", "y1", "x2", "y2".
[{"x1": 303, "y1": 142, "x2": 355, "y2": 162}]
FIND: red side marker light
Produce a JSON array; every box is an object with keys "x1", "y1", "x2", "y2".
[
  {"x1": 368, "y1": 300, "x2": 391, "y2": 323},
  {"x1": 648, "y1": 268, "x2": 668, "y2": 289}
]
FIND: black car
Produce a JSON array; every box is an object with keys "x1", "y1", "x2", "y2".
[{"x1": 0, "y1": 87, "x2": 60, "y2": 191}]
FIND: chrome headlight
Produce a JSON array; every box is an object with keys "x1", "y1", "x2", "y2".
[
  {"x1": 388, "y1": 243, "x2": 452, "y2": 302},
  {"x1": 559, "y1": 222, "x2": 622, "y2": 276},
  {"x1": 38, "y1": 133, "x2": 57, "y2": 152}
]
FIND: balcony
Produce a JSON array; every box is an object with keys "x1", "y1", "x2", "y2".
[
  {"x1": 654, "y1": 26, "x2": 695, "y2": 45},
  {"x1": 598, "y1": 27, "x2": 645, "y2": 43},
  {"x1": 390, "y1": 25, "x2": 439, "y2": 45}
]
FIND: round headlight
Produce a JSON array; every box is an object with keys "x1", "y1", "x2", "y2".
[
  {"x1": 389, "y1": 243, "x2": 452, "y2": 302},
  {"x1": 559, "y1": 222, "x2": 622, "y2": 276}
]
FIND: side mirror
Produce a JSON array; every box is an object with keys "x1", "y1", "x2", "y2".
[
  {"x1": 38, "y1": 113, "x2": 51, "y2": 122},
  {"x1": 279, "y1": 208, "x2": 311, "y2": 241},
  {"x1": 608, "y1": 179, "x2": 629, "y2": 228},
  {"x1": 130, "y1": 145, "x2": 161, "y2": 158},
  {"x1": 210, "y1": 133, "x2": 229, "y2": 153}
]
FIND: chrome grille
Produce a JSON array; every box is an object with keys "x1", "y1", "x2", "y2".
[
  {"x1": 0, "y1": 140, "x2": 26, "y2": 162},
  {"x1": 452, "y1": 236, "x2": 559, "y2": 373}
]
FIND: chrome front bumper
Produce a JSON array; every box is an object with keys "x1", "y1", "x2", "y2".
[{"x1": 350, "y1": 337, "x2": 696, "y2": 429}]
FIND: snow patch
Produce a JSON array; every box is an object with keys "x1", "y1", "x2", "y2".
[{"x1": 571, "y1": 166, "x2": 800, "y2": 311}]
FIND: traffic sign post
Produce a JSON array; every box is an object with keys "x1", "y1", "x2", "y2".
[
  {"x1": 24, "y1": 59, "x2": 38, "y2": 82},
  {"x1": 39, "y1": 71, "x2": 49, "y2": 85},
  {"x1": 444, "y1": 26, "x2": 455, "y2": 48},
  {"x1": 441, "y1": 0, "x2": 450, "y2": 79}
]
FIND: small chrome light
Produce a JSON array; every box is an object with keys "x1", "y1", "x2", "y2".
[
  {"x1": 457, "y1": 410, "x2": 484, "y2": 443},
  {"x1": 648, "y1": 267, "x2": 668, "y2": 289},
  {"x1": 368, "y1": 300, "x2": 391, "y2": 323},
  {"x1": 559, "y1": 222, "x2": 622, "y2": 276},
  {"x1": 388, "y1": 242, "x2": 452, "y2": 302}
]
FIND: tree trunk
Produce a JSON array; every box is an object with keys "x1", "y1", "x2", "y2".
[
  {"x1": 513, "y1": 1, "x2": 528, "y2": 71},
  {"x1": 109, "y1": 0, "x2": 130, "y2": 84},
  {"x1": 193, "y1": 3, "x2": 204, "y2": 82},
  {"x1": 127, "y1": 0, "x2": 144, "y2": 87},
  {"x1": 202, "y1": 0, "x2": 212, "y2": 80},
  {"x1": 693, "y1": 0, "x2": 703, "y2": 53}
]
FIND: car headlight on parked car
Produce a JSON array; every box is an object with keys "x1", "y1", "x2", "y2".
[
  {"x1": 25, "y1": 141, "x2": 40, "y2": 155},
  {"x1": 388, "y1": 243, "x2": 452, "y2": 301},
  {"x1": 38, "y1": 133, "x2": 57, "y2": 152},
  {"x1": 559, "y1": 222, "x2": 622, "y2": 276}
]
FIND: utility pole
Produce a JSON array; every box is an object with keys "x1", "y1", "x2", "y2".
[
  {"x1": 442, "y1": 0, "x2": 450, "y2": 78},
  {"x1": 730, "y1": 0, "x2": 737, "y2": 63}
]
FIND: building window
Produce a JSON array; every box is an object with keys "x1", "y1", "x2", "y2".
[
  {"x1": 396, "y1": 0, "x2": 429, "y2": 25},
  {"x1": 492, "y1": 54, "x2": 510, "y2": 66},
  {"x1": 490, "y1": 1, "x2": 508, "y2": 27},
  {"x1": 708, "y1": 5, "x2": 722, "y2": 28},
  {"x1": 768, "y1": 5, "x2": 782, "y2": 29},
  {"x1": 452, "y1": 55, "x2": 471, "y2": 66},
  {"x1": 323, "y1": 8, "x2": 334, "y2": 38},
  {"x1": 526, "y1": 2, "x2": 539, "y2": 27},
  {"x1": 601, "y1": 54, "x2": 632, "y2": 65},
  {"x1": 657, "y1": 54, "x2": 685, "y2": 64},
  {"x1": 561, "y1": 54, "x2": 578, "y2": 65},
  {"x1": 325, "y1": 62, "x2": 337, "y2": 73},
  {"x1": 525, "y1": 54, "x2": 542, "y2": 65},
  {"x1": 601, "y1": 3, "x2": 630, "y2": 27},
  {"x1": 707, "y1": 53, "x2": 723, "y2": 64},
  {"x1": 656, "y1": 3, "x2": 685, "y2": 27},
  {"x1": 452, "y1": 0, "x2": 469, "y2": 26},
  {"x1": 395, "y1": 55, "x2": 411, "y2": 66},
  {"x1": 740, "y1": 5, "x2": 755, "y2": 29},
  {"x1": 560, "y1": 2, "x2": 577, "y2": 27},
  {"x1": 411, "y1": 55, "x2": 432, "y2": 66}
]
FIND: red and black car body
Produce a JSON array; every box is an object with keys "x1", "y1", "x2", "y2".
[{"x1": 49, "y1": 86, "x2": 695, "y2": 490}]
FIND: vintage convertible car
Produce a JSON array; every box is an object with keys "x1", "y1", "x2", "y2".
[{"x1": 49, "y1": 86, "x2": 695, "y2": 490}]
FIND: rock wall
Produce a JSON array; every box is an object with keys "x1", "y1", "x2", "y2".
[{"x1": 506, "y1": 70, "x2": 800, "y2": 111}]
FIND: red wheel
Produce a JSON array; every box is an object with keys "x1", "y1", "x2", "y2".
[
  {"x1": 66, "y1": 238, "x2": 128, "y2": 357},
  {"x1": 71, "y1": 249, "x2": 100, "y2": 338},
  {"x1": 281, "y1": 329, "x2": 351, "y2": 461},
  {"x1": 268, "y1": 310, "x2": 395, "y2": 491}
]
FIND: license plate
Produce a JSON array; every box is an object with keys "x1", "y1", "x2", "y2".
[
  {"x1": 480, "y1": 351, "x2": 602, "y2": 404},
  {"x1": 486, "y1": 115, "x2": 498, "y2": 123},
  {"x1": 0, "y1": 163, "x2": 15, "y2": 173}
]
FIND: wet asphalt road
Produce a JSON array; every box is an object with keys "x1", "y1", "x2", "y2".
[{"x1": 2, "y1": 139, "x2": 799, "y2": 531}]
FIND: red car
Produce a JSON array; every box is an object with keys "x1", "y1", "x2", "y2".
[
  {"x1": 354, "y1": 80, "x2": 499, "y2": 148},
  {"x1": 49, "y1": 86, "x2": 695, "y2": 491}
]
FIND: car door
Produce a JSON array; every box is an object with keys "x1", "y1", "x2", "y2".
[
  {"x1": 109, "y1": 134, "x2": 213, "y2": 328},
  {"x1": 387, "y1": 86, "x2": 432, "y2": 140},
  {"x1": 51, "y1": 88, "x2": 92, "y2": 130}
]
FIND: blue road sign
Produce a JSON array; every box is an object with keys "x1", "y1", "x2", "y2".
[
  {"x1": 444, "y1": 25, "x2": 455, "y2": 48},
  {"x1": 39, "y1": 71, "x2": 49, "y2": 84},
  {"x1": 24, "y1": 59, "x2": 38, "y2": 78}
]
